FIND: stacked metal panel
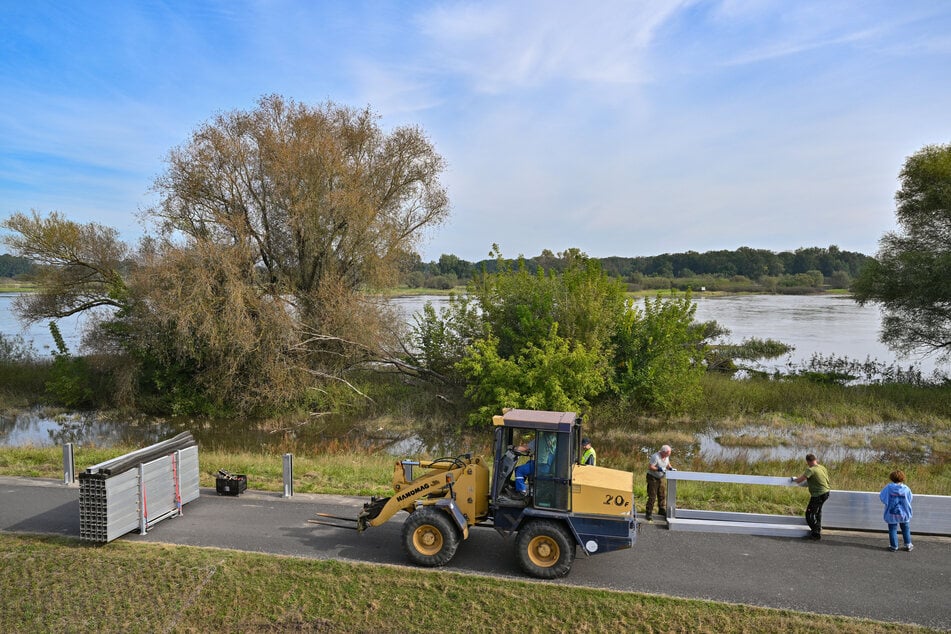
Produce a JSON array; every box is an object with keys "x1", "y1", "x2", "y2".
[{"x1": 79, "y1": 433, "x2": 200, "y2": 543}]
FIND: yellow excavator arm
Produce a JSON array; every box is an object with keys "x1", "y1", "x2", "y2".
[{"x1": 357, "y1": 456, "x2": 487, "y2": 532}]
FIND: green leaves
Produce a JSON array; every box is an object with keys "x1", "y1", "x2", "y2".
[
  {"x1": 853, "y1": 142, "x2": 951, "y2": 360},
  {"x1": 613, "y1": 293, "x2": 706, "y2": 413},
  {"x1": 416, "y1": 248, "x2": 708, "y2": 422},
  {"x1": 457, "y1": 327, "x2": 607, "y2": 425}
]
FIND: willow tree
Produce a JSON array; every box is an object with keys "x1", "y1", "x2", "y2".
[
  {"x1": 3, "y1": 95, "x2": 450, "y2": 414},
  {"x1": 853, "y1": 142, "x2": 951, "y2": 362},
  {"x1": 140, "y1": 95, "x2": 450, "y2": 409},
  {"x1": 1, "y1": 210, "x2": 129, "y2": 325},
  {"x1": 154, "y1": 94, "x2": 448, "y2": 332}
]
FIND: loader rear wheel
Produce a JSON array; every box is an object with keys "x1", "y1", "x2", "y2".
[
  {"x1": 402, "y1": 507, "x2": 460, "y2": 567},
  {"x1": 515, "y1": 520, "x2": 574, "y2": 578}
]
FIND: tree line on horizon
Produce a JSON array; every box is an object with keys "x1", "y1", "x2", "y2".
[
  {"x1": 404, "y1": 245, "x2": 873, "y2": 292},
  {"x1": 0, "y1": 253, "x2": 34, "y2": 279},
  {"x1": 3, "y1": 244, "x2": 872, "y2": 292}
]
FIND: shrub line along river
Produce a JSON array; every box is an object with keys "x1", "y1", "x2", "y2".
[{"x1": 2, "y1": 293, "x2": 948, "y2": 462}]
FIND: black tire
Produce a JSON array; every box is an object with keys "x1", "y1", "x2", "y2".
[
  {"x1": 401, "y1": 507, "x2": 460, "y2": 567},
  {"x1": 515, "y1": 520, "x2": 575, "y2": 578}
]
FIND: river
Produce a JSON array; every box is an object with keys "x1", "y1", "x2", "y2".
[{"x1": 0, "y1": 293, "x2": 86, "y2": 354}]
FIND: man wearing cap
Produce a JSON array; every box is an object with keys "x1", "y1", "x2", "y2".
[
  {"x1": 645, "y1": 444, "x2": 675, "y2": 522},
  {"x1": 580, "y1": 438, "x2": 597, "y2": 466}
]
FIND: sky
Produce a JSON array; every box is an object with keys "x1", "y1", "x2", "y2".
[{"x1": 2, "y1": 1, "x2": 950, "y2": 263}]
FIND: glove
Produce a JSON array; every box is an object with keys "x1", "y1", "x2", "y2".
[
  {"x1": 789, "y1": 476, "x2": 796, "y2": 481},
  {"x1": 655, "y1": 467, "x2": 664, "y2": 474},
  {"x1": 668, "y1": 467, "x2": 676, "y2": 471}
]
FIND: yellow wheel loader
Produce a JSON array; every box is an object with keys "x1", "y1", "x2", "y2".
[{"x1": 314, "y1": 409, "x2": 637, "y2": 578}]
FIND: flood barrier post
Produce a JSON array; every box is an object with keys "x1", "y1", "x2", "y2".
[
  {"x1": 63, "y1": 442, "x2": 75, "y2": 485},
  {"x1": 138, "y1": 463, "x2": 147, "y2": 535},
  {"x1": 283, "y1": 453, "x2": 294, "y2": 497}
]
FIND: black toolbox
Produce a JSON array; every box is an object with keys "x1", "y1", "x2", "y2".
[{"x1": 215, "y1": 471, "x2": 247, "y2": 496}]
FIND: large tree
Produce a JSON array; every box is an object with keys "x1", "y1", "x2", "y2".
[
  {"x1": 852, "y1": 142, "x2": 951, "y2": 361},
  {"x1": 2, "y1": 95, "x2": 450, "y2": 414},
  {"x1": 153, "y1": 94, "x2": 448, "y2": 333}
]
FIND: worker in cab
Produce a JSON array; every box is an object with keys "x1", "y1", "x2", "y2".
[
  {"x1": 581, "y1": 437, "x2": 597, "y2": 466},
  {"x1": 514, "y1": 436, "x2": 536, "y2": 494}
]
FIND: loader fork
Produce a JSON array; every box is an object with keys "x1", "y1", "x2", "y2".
[{"x1": 357, "y1": 496, "x2": 390, "y2": 531}]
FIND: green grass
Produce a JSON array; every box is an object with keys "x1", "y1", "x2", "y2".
[
  {"x1": 0, "y1": 533, "x2": 934, "y2": 634},
  {"x1": 0, "y1": 446, "x2": 397, "y2": 497},
  {"x1": 687, "y1": 373, "x2": 951, "y2": 426}
]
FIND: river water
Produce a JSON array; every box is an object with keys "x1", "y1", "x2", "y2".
[
  {"x1": 0, "y1": 293, "x2": 86, "y2": 354},
  {"x1": 2, "y1": 293, "x2": 948, "y2": 459}
]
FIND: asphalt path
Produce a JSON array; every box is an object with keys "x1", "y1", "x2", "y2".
[{"x1": 2, "y1": 476, "x2": 949, "y2": 630}]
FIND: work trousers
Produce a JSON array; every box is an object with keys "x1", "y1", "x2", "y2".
[
  {"x1": 805, "y1": 492, "x2": 829, "y2": 537},
  {"x1": 645, "y1": 474, "x2": 666, "y2": 517},
  {"x1": 514, "y1": 460, "x2": 534, "y2": 493}
]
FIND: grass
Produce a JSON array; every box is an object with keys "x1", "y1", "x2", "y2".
[
  {"x1": 0, "y1": 533, "x2": 935, "y2": 634},
  {"x1": 686, "y1": 373, "x2": 951, "y2": 427},
  {"x1": 0, "y1": 282, "x2": 35, "y2": 292},
  {"x1": 0, "y1": 446, "x2": 397, "y2": 497}
]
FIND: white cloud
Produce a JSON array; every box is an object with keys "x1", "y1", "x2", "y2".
[{"x1": 416, "y1": 1, "x2": 686, "y2": 92}]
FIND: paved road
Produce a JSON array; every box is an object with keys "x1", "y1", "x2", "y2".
[{"x1": 2, "y1": 476, "x2": 949, "y2": 630}]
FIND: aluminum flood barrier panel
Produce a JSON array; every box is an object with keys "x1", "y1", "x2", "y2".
[
  {"x1": 79, "y1": 434, "x2": 199, "y2": 543},
  {"x1": 664, "y1": 470, "x2": 951, "y2": 537}
]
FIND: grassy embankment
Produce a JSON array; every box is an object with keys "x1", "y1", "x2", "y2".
[{"x1": 0, "y1": 533, "x2": 936, "y2": 633}]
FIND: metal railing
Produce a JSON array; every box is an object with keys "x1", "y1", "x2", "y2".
[{"x1": 664, "y1": 471, "x2": 951, "y2": 537}]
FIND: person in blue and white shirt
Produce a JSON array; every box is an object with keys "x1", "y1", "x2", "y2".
[{"x1": 880, "y1": 470, "x2": 914, "y2": 552}]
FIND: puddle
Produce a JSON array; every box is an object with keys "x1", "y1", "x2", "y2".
[{"x1": 695, "y1": 422, "x2": 937, "y2": 464}]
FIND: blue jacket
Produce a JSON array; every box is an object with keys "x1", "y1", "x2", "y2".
[{"x1": 879, "y1": 482, "x2": 913, "y2": 524}]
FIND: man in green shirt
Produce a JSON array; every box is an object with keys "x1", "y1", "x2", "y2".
[{"x1": 791, "y1": 453, "x2": 831, "y2": 540}]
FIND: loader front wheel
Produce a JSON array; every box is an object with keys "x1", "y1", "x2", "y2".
[
  {"x1": 515, "y1": 520, "x2": 574, "y2": 578},
  {"x1": 402, "y1": 507, "x2": 460, "y2": 567}
]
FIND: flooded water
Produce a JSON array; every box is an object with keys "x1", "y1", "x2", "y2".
[
  {"x1": 6, "y1": 406, "x2": 936, "y2": 465},
  {"x1": 2, "y1": 293, "x2": 948, "y2": 458},
  {"x1": 692, "y1": 421, "x2": 937, "y2": 464}
]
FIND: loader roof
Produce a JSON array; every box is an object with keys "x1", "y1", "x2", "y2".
[{"x1": 493, "y1": 409, "x2": 579, "y2": 433}]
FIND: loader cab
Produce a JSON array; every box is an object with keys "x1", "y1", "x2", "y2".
[{"x1": 490, "y1": 409, "x2": 581, "y2": 511}]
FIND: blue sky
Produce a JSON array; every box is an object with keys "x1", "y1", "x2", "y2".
[{"x1": 2, "y1": 1, "x2": 950, "y2": 262}]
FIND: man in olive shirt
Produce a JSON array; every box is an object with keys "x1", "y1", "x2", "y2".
[{"x1": 791, "y1": 453, "x2": 831, "y2": 540}]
